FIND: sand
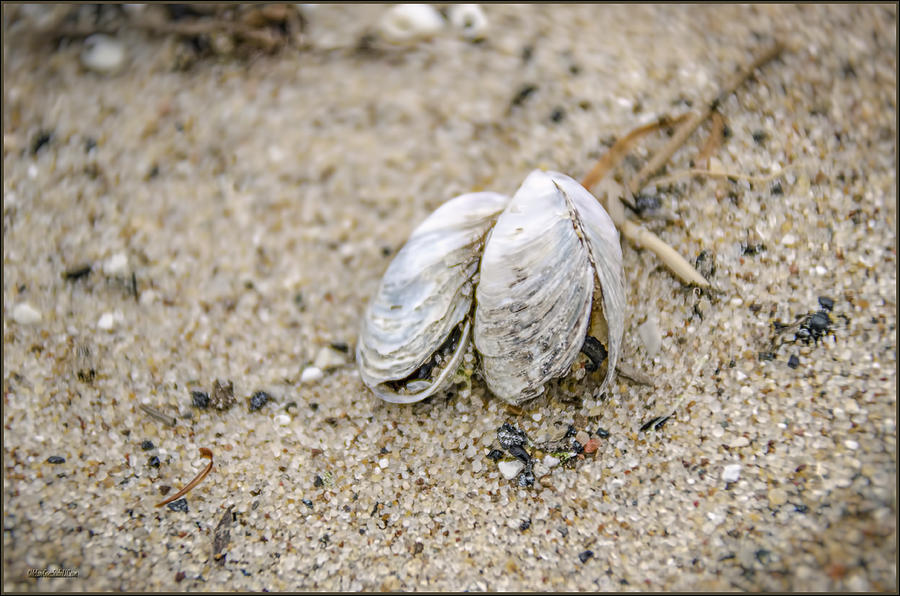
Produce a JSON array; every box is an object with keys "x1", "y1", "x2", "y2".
[{"x1": 2, "y1": 3, "x2": 896, "y2": 591}]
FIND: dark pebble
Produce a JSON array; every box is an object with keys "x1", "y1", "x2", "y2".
[
  {"x1": 497, "y1": 423, "x2": 528, "y2": 450},
  {"x1": 759, "y1": 351, "x2": 775, "y2": 361},
  {"x1": 507, "y1": 444, "x2": 531, "y2": 464},
  {"x1": 62, "y1": 264, "x2": 92, "y2": 281},
  {"x1": 741, "y1": 243, "x2": 767, "y2": 256},
  {"x1": 486, "y1": 449, "x2": 504, "y2": 461},
  {"x1": 752, "y1": 130, "x2": 767, "y2": 144},
  {"x1": 330, "y1": 341, "x2": 349, "y2": 353},
  {"x1": 818, "y1": 296, "x2": 835, "y2": 311},
  {"x1": 191, "y1": 390, "x2": 210, "y2": 408},
  {"x1": 314, "y1": 475, "x2": 324, "y2": 487},
  {"x1": 771, "y1": 182, "x2": 783, "y2": 195},
  {"x1": 519, "y1": 518, "x2": 531, "y2": 531},
  {"x1": 167, "y1": 498, "x2": 189, "y2": 512},
  {"x1": 249, "y1": 391, "x2": 270, "y2": 412},
  {"x1": 550, "y1": 107, "x2": 565, "y2": 123},
  {"x1": 510, "y1": 84, "x2": 538, "y2": 107},
  {"x1": 517, "y1": 468, "x2": 535, "y2": 487},
  {"x1": 302, "y1": 499, "x2": 314, "y2": 509},
  {"x1": 634, "y1": 193, "x2": 661, "y2": 214},
  {"x1": 596, "y1": 427, "x2": 610, "y2": 439},
  {"x1": 141, "y1": 440, "x2": 155, "y2": 451},
  {"x1": 558, "y1": 526, "x2": 568, "y2": 537},
  {"x1": 579, "y1": 550, "x2": 594, "y2": 563},
  {"x1": 794, "y1": 504, "x2": 809, "y2": 513},
  {"x1": 32, "y1": 131, "x2": 52, "y2": 155},
  {"x1": 84, "y1": 137, "x2": 97, "y2": 153},
  {"x1": 570, "y1": 439, "x2": 584, "y2": 454},
  {"x1": 564, "y1": 425, "x2": 577, "y2": 439},
  {"x1": 46, "y1": 456, "x2": 65, "y2": 464},
  {"x1": 148, "y1": 455, "x2": 161, "y2": 468},
  {"x1": 174, "y1": 571, "x2": 186, "y2": 583},
  {"x1": 787, "y1": 354, "x2": 800, "y2": 369}
]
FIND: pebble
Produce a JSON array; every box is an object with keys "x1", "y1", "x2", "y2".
[
  {"x1": 638, "y1": 316, "x2": 662, "y2": 357},
  {"x1": 211, "y1": 379, "x2": 236, "y2": 410},
  {"x1": 97, "y1": 312, "x2": 116, "y2": 330},
  {"x1": 103, "y1": 252, "x2": 129, "y2": 276},
  {"x1": 781, "y1": 233, "x2": 797, "y2": 246},
  {"x1": 578, "y1": 550, "x2": 594, "y2": 563},
  {"x1": 141, "y1": 440, "x2": 155, "y2": 451},
  {"x1": 583, "y1": 438, "x2": 600, "y2": 454},
  {"x1": 543, "y1": 455, "x2": 560, "y2": 468},
  {"x1": 574, "y1": 430, "x2": 590, "y2": 447},
  {"x1": 313, "y1": 347, "x2": 346, "y2": 371},
  {"x1": 844, "y1": 439, "x2": 859, "y2": 450},
  {"x1": 498, "y1": 459, "x2": 525, "y2": 480},
  {"x1": 275, "y1": 414, "x2": 291, "y2": 426},
  {"x1": 730, "y1": 436, "x2": 750, "y2": 448},
  {"x1": 148, "y1": 455, "x2": 160, "y2": 468},
  {"x1": 448, "y1": 4, "x2": 488, "y2": 40},
  {"x1": 46, "y1": 456, "x2": 65, "y2": 464},
  {"x1": 722, "y1": 463, "x2": 742, "y2": 483},
  {"x1": 379, "y1": 4, "x2": 445, "y2": 43},
  {"x1": 768, "y1": 487, "x2": 788, "y2": 506},
  {"x1": 191, "y1": 391, "x2": 210, "y2": 409},
  {"x1": 12, "y1": 302, "x2": 42, "y2": 325},
  {"x1": 301, "y1": 366, "x2": 324, "y2": 383},
  {"x1": 166, "y1": 498, "x2": 189, "y2": 513},
  {"x1": 487, "y1": 449, "x2": 504, "y2": 461},
  {"x1": 81, "y1": 34, "x2": 126, "y2": 74},
  {"x1": 249, "y1": 391, "x2": 270, "y2": 412},
  {"x1": 533, "y1": 462, "x2": 549, "y2": 478}
]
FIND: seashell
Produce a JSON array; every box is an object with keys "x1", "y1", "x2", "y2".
[
  {"x1": 357, "y1": 191, "x2": 510, "y2": 403},
  {"x1": 378, "y1": 4, "x2": 445, "y2": 44},
  {"x1": 448, "y1": 4, "x2": 489, "y2": 40},
  {"x1": 474, "y1": 170, "x2": 625, "y2": 405}
]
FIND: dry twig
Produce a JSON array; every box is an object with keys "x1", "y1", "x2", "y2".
[{"x1": 156, "y1": 448, "x2": 214, "y2": 507}]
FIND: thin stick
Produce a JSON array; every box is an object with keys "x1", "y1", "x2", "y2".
[
  {"x1": 156, "y1": 448, "x2": 214, "y2": 507},
  {"x1": 628, "y1": 41, "x2": 784, "y2": 195},
  {"x1": 580, "y1": 113, "x2": 690, "y2": 191},
  {"x1": 695, "y1": 111, "x2": 724, "y2": 168},
  {"x1": 619, "y1": 219, "x2": 709, "y2": 287},
  {"x1": 139, "y1": 404, "x2": 177, "y2": 427}
]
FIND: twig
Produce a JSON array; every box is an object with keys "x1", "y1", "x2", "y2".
[
  {"x1": 580, "y1": 113, "x2": 690, "y2": 191},
  {"x1": 619, "y1": 219, "x2": 710, "y2": 287},
  {"x1": 156, "y1": 448, "x2": 214, "y2": 507},
  {"x1": 695, "y1": 111, "x2": 725, "y2": 169},
  {"x1": 628, "y1": 41, "x2": 784, "y2": 195}
]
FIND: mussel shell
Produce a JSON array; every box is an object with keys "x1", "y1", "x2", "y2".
[
  {"x1": 357, "y1": 191, "x2": 510, "y2": 403},
  {"x1": 474, "y1": 170, "x2": 625, "y2": 404}
]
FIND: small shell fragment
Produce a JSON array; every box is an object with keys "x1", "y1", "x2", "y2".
[
  {"x1": 13, "y1": 302, "x2": 42, "y2": 325},
  {"x1": 81, "y1": 34, "x2": 126, "y2": 74},
  {"x1": 448, "y1": 4, "x2": 488, "y2": 40},
  {"x1": 379, "y1": 4, "x2": 445, "y2": 44}
]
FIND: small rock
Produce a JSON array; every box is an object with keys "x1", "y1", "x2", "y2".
[
  {"x1": 638, "y1": 316, "x2": 662, "y2": 357},
  {"x1": 731, "y1": 436, "x2": 750, "y2": 448},
  {"x1": 12, "y1": 302, "x2": 42, "y2": 325},
  {"x1": 574, "y1": 430, "x2": 590, "y2": 447},
  {"x1": 498, "y1": 459, "x2": 525, "y2": 480},
  {"x1": 533, "y1": 462, "x2": 550, "y2": 478},
  {"x1": 81, "y1": 34, "x2": 126, "y2": 73},
  {"x1": 301, "y1": 366, "x2": 324, "y2": 383},
  {"x1": 166, "y1": 497, "x2": 189, "y2": 512},
  {"x1": 583, "y1": 438, "x2": 600, "y2": 454},
  {"x1": 448, "y1": 3, "x2": 488, "y2": 40},
  {"x1": 274, "y1": 414, "x2": 291, "y2": 426},
  {"x1": 103, "y1": 252, "x2": 129, "y2": 276},
  {"x1": 249, "y1": 391, "x2": 270, "y2": 412},
  {"x1": 140, "y1": 440, "x2": 155, "y2": 451},
  {"x1": 543, "y1": 455, "x2": 560, "y2": 468},
  {"x1": 787, "y1": 354, "x2": 800, "y2": 369},
  {"x1": 302, "y1": 498, "x2": 313, "y2": 509},
  {"x1": 578, "y1": 550, "x2": 594, "y2": 563},
  {"x1": 191, "y1": 390, "x2": 210, "y2": 409},
  {"x1": 97, "y1": 312, "x2": 116, "y2": 331},
  {"x1": 781, "y1": 233, "x2": 797, "y2": 246},
  {"x1": 722, "y1": 463, "x2": 742, "y2": 483},
  {"x1": 497, "y1": 423, "x2": 528, "y2": 450},
  {"x1": 46, "y1": 455, "x2": 65, "y2": 464},
  {"x1": 148, "y1": 455, "x2": 160, "y2": 468},
  {"x1": 313, "y1": 347, "x2": 346, "y2": 371},
  {"x1": 768, "y1": 487, "x2": 788, "y2": 507},
  {"x1": 486, "y1": 449, "x2": 504, "y2": 461},
  {"x1": 596, "y1": 427, "x2": 610, "y2": 439}
]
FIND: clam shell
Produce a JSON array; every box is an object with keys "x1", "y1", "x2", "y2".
[
  {"x1": 474, "y1": 170, "x2": 625, "y2": 404},
  {"x1": 357, "y1": 192, "x2": 509, "y2": 403}
]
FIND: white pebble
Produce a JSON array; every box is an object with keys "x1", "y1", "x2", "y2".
[
  {"x1": 638, "y1": 316, "x2": 661, "y2": 357},
  {"x1": 379, "y1": 4, "x2": 444, "y2": 43},
  {"x1": 103, "y1": 252, "x2": 129, "y2": 276},
  {"x1": 448, "y1": 4, "x2": 488, "y2": 39},
  {"x1": 314, "y1": 347, "x2": 346, "y2": 371},
  {"x1": 533, "y1": 463, "x2": 549, "y2": 478},
  {"x1": 498, "y1": 459, "x2": 525, "y2": 480},
  {"x1": 81, "y1": 34, "x2": 126, "y2": 73},
  {"x1": 378, "y1": 458, "x2": 389, "y2": 469},
  {"x1": 844, "y1": 439, "x2": 859, "y2": 450},
  {"x1": 531, "y1": 412, "x2": 542, "y2": 422},
  {"x1": 781, "y1": 233, "x2": 797, "y2": 246},
  {"x1": 13, "y1": 302, "x2": 42, "y2": 325},
  {"x1": 722, "y1": 463, "x2": 742, "y2": 483},
  {"x1": 543, "y1": 455, "x2": 560, "y2": 468},
  {"x1": 730, "y1": 436, "x2": 750, "y2": 448},
  {"x1": 300, "y1": 366, "x2": 324, "y2": 383},
  {"x1": 275, "y1": 414, "x2": 291, "y2": 426},
  {"x1": 97, "y1": 312, "x2": 116, "y2": 330}
]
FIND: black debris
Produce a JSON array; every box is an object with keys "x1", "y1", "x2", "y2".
[
  {"x1": 579, "y1": 550, "x2": 594, "y2": 563},
  {"x1": 46, "y1": 456, "x2": 66, "y2": 464},
  {"x1": 249, "y1": 391, "x2": 270, "y2": 412},
  {"x1": 191, "y1": 390, "x2": 210, "y2": 409},
  {"x1": 148, "y1": 456, "x2": 161, "y2": 468},
  {"x1": 558, "y1": 526, "x2": 568, "y2": 538},
  {"x1": 759, "y1": 351, "x2": 775, "y2": 361},
  {"x1": 519, "y1": 518, "x2": 531, "y2": 531},
  {"x1": 314, "y1": 475, "x2": 324, "y2": 488},
  {"x1": 818, "y1": 296, "x2": 835, "y2": 312},
  {"x1": 794, "y1": 503, "x2": 809, "y2": 513},
  {"x1": 32, "y1": 131, "x2": 52, "y2": 155},
  {"x1": 63, "y1": 264, "x2": 92, "y2": 281},
  {"x1": 211, "y1": 379, "x2": 236, "y2": 410},
  {"x1": 581, "y1": 336, "x2": 608, "y2": 372},
  {"x1": 640, "y1": 415, "x2": 671, "y2": 432},
  {"x1": 302, "y1": 499, "x2": 313, "y2": 509},
  {"x1": 787, "y1": 354, "x2": 800, "y2": 369},
  {"x1": 84, "y1": 138, "x2": 97, "y2": 153},
  {"x1": 486, "y1": 449, "x2": 504, "y2": 461},
  {"x1": 167, "y1": 498, "x2": 189, "y2": 513},
  {"x1": 510, "y1": 84, "x2": 538, "y2": 108},
  {"x1": 497, "y1": 423, "x2": 528, "y2": 450},
  {"x1": 550, "y1": 107, "x2": 566, "y2": 123},
  {"x1": 329, "y1": 341, "x2": 349, "y2": 353},
  {"x1": 695, "y1": 249, "x2": 717, "y2": 280},
  {"x1": 771, "y1": 182, "x2": 783, "y2": 195},
  {"x1": 752, "y1": 130, "x2": 767, "y2": 144},
  {"x1": 596, "y1": 427, "x2": 610, "y2": 439},
  {"x1": 564, "y1": 425, "x2": 577, "y2": 439},
  {"x1": 796, "y1": 310, "x2": 833, "y2": 345},
  {"x1": 569, "y1": 63, "x2": 581, "y2": 75},
  {"x1": 741, "y1": 243, "x2": 766, "y2": 256},
  {"x1": 570, "y1": 439, "x2": 584, "y2": 455},
  {"x1": 507, "y1": 444, "x2": 530, "y2": 464},
  {"x1": 517, "y1": 466, "x2": 535, "y2": 487},
  {"x1": 633, "y1": 193, "x2": 661, "y2": 214},
  {"x1": 141, "y1": 440, "x2": 155, "y2": 451},
  {"x1": 380, "y1": 246, "x2": 392, "y2": 257}
]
